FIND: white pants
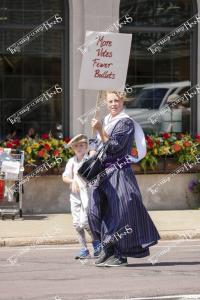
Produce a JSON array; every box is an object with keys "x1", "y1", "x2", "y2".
[
  {"x1": 70, "y1": 192, "x2": 89, "y2": 230},
  {"x1": 70, "y1": 190, "x2": 92, "y2": 249}
]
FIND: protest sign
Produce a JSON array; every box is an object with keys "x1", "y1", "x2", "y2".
[{"x1": 79, "y1": 31, "x2": 132, "y2": 91}]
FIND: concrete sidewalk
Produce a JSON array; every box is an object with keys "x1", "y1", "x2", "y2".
[{"x1": 0, "y1": 210, "x2": 200, "y2": 247}]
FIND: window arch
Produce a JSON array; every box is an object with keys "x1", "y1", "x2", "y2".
[{"x1": 120, "y1": 0, "x2": 198, "y2": 135}]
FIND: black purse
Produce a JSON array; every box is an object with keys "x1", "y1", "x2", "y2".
[{"x1": 77, "y1": 142, "x2": 109, "y2": 183}]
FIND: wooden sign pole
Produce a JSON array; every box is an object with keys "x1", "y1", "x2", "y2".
[{"x1": 92, "y1": 90, "x2": 105, "y2": 135}]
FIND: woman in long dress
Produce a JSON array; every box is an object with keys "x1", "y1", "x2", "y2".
[{"x1": 88, "y1": 91, "x2": 160, "y2": 267}]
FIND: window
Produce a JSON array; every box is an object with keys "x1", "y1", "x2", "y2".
[
  {"x1": 120, "y1": 0, "x2": 197, "y2": 134},
  {"x1": 0, "y1": 0, "x2": 69, "y2": 140},
  {"x1": 131, "y1": 88, "x2": 168, "y2": 109}
]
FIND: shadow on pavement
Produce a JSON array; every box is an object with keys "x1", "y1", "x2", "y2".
[
  {"x1": 127, "y1": 261, "x2": 200, "y2": 267},
  {"x1": 22, "y1": 215, "x2": 48, "y2": 220}
]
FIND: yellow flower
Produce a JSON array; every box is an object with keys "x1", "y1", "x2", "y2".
[
  {"x1": 164, "y1": 141, "x2": 169, "y2": 146},
  {"x1": 153, "y1": 148, "x2": 158, "y2": 155},
  {"x1": 159, "y1": 146, "x2": 171, "y2": 155},
  {"x1": 27, "y1": 159, "x2": 36, "y2": 164},
  {"x1": 51, "y1": 139, "x2": 59, "y2": 147},
  {"x1": 26, "y1": 146, "x2": 32, "y2": 154},
  {"x1": 20, "y1": 138, "x2": 26, "y2": 146},
  {"x1": 32, "y1": 143, "x2": 39, "y2": 149},
  {"x1": 191, "y1": 148, "x2": 197, "y2": 156}
]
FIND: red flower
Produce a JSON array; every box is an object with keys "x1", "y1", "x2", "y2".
[
  {"x1": 196, "y1": 138, "x2": 200, "y2": 143},
  {"x1": 53, "y1": 150, "x2": 60, "y2": 157},
  {"x1": 6, "y1": 142, "x2": 14, "y2": 148},
  {"x1": 172, "y1": 144, "x2": 181, "y2": 152},
  {"x1": 131, "y1": 148, "x2": 138, "y2": 157},
  {"x1": 44, "y1": 143, "x2": 51, "y2": 151},
  {"x1": 183, "y1": 141, "x2": 191, "y2": 148},
  {"x1": 41, "y1": 133, "x2": 49, "y2": 140},
  {"x1": 195, "y1": 135, "x2": 200, "y2": 143},
  {"x1": 177, "y1": 133, "x2": 184, "y2": 139},
  {"x1": 162, "y1": 133, "x2": 170, "y2": 139},
  {"x1": 146, "y1": 136, "x2": 154, "y2": 149},
  {"x1": 156, "y1": 140, "x2": 161, "y2": 146},
  {"x1": 38, "y1": 149, "x2": 46, "y2": 157},
  {"x1": 64, "y1": 137, "x2": 71, "y2": 143},
  {"x1": 6, "y1": 139, "x2": 20, "y2": 148},
  {"x1": 12, "y1": 139, "x2": 20, "y2": 146}
]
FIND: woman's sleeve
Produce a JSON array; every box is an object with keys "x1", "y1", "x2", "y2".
[{"x1": 106, "y1": 119, "x2": 134, "y2": 154}]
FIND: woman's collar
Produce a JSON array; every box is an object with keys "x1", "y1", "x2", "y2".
[{"x1": 106, "y1": 109, "x2": 128, "y2": 124}]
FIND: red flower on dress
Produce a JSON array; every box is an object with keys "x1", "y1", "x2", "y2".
[{"x1": 131, "y1": 148, "x2": 138, "y2": 157}]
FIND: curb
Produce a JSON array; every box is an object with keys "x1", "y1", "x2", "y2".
[
  {"x1": 160, "y1": 232, "x2": 200, "y2": 240},
  {"x1": 0, "y1": 237, "x2": 79, "y2": 247},
  {"x1": 1, "y1": 232, "x2": 200, "y2": 247}
]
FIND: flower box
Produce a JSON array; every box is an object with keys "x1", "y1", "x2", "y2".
[
  {"x1": 1, "y1": 132, "x2": 200, "y2": 176},
  {"x1": 163, "y1": 157, "x2": 182, "y2": 172},
  {"x1": 132, "y1": 159, "x2": 165, "y2": 174},
  {"x1": 24, "y1": 163, "x2": 65, "y2": 176}
]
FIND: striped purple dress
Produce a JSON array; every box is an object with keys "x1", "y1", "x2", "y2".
[{"x1": 88, "y1": 118, "x2": 160, "y2": 258}]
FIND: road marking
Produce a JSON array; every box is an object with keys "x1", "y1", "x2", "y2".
[
  {"x1": 155, "y1": 245, "x2": 200, "y2": 248},
  {"x1": 89, "y1": 294, "x2": 200, "y2": 300}
]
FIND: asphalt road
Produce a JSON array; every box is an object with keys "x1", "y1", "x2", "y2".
[{"x1": 0, "y1": 240, "x2": 200, "y2": 300}]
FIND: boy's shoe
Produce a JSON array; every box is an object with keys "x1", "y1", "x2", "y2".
[
  {"x1": 105, "y1": 256, "x2": 128, "y2": 267},
  {"x1": 74, "y1": 248, "x2": 90, "y2": 260},
  {"x1": 92, "y1": 240, "x2": 101, "y2": 257}
]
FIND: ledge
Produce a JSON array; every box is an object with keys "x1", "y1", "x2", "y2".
[
  {"x1": 23, "y1": 159, "x2": 200, "y2": 176},
  {"x1": 132, "y1": 158, "x2": 200, "y2": 174}
]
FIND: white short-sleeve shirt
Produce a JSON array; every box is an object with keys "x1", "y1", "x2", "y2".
[{"x1": 62, "y1": 154, "x2": 88, "y2": 180}]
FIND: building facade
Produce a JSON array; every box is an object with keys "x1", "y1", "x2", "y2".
[
  {"x1": 0, "y1": 0, "x2": 199, "y2": 139},
  {"x1": 70, "y1": 0, "x2": 200, "y2": 137}
]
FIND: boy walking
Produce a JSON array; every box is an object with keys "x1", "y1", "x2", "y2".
[{"x1": 62, "y1": 134, "x2": 101, "y2": 259}]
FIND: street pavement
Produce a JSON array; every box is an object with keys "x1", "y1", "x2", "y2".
[{"x1": 0, "y1": 240, "x2": 200, "y2": 300}]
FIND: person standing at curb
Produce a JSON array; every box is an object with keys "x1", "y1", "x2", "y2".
[{"x1": 62, "y1": 134, "x2": 101, "y2": 259}]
